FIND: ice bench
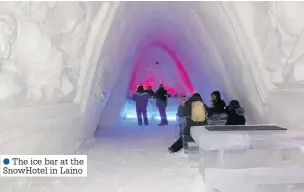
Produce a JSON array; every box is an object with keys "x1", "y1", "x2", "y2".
[
  {"x1": 204, "y1": 167, "x2": 304, "y2": 192},
  {"x1": 189, "y1": 125, "x2": 304, "y2": 192},
  {"x1": 183, "y1": 113, "x2": 228, "y2": 155},
  {"x1": 186, "y1": 124, "x2": 288, "y2": 167},
  {"x1": 256, "y1": 183, "x2": 304, "y2": 192}
]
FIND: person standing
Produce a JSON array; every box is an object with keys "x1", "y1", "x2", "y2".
[
  {"x1": 154, "y1": 84, "x2": 168, "y2": 125},
  {"x1": 177, "y1": 98, "x2": 187, "y2": 137},
  {"x1": 146, "y1": 86, "x2": 155, "y2": 97},
  {"x1": 132, "y1": 85, "x2": 149, "y2": 126}
]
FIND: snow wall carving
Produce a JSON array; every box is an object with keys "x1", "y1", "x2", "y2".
[
  {"x1": 0, "y1": 1, "x2": 120, "y2": 157},
  {"x1": 224, "y1": 1, "x2": 304, "y2": 128},
  {"x1": 0, "y1": 2, "x2": 94, "y2": 107}
]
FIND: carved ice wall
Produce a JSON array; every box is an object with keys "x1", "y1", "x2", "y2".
[
  {"x1": 223, "y1": 2, "x2": 304, "y2": 128},
  {"x1": 226, "y1": 1, "x2": 304, "y2": 90},
  {"x1": 0, "y1": 2, "x2": 97, "y2": 108},
  {"x1": 0, "y1": 1, "x2": 120, "y2": 156},
  {"x1": 264, "y1": 2, "x2": 304, "y2": 85}
]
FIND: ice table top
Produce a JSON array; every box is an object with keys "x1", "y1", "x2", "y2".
[
  {"x1": 191, "y1": 125, "x2": 304, "y2": 150},
  {"x1": 206, "y1": 125, "x2": 287, "y2": 131}
]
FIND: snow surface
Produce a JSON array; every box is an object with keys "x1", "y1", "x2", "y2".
[{"x1": 25, "y1": 124, "x2": 206, "y2": 192}]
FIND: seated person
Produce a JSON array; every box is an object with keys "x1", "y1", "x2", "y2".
[
  {"x1": 225, "y1": 100, "x2": 246, "y2": 125},
  {"x1": 176, "y1": 98, "x2": 187, "y2": 137},
  {"x1": 146, "y1": 86, "x2": 155, "y2": 97},
  {"x1": 168, "y1": 93, "x2": 208, "y2": 153},
  {"x1": 186, "y1": 95, "x2": 212, "y2": 117},
  {"x1": 210, "y1": 91, "x2": 226, "y2": 113}
]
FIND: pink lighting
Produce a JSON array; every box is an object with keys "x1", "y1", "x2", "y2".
[{"x1": 128, "y1": 41, "x2": 195, "y2": 95}]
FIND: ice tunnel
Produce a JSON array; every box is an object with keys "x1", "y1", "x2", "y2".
[{"x1": 0, "y1": 0, "x2": 304, "y2": 171}]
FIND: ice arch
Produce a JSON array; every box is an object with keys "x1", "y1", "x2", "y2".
[
  {"x1": 0, "y1": 1, "x2": 304, "y2": 156},
  {"x1": 128, "y1": 41, "x2": 195, "y2": 94}
]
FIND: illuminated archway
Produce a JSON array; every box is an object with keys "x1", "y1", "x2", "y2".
[{"x1": 128, "y1": 41, "x2": 195, "y2": 95}]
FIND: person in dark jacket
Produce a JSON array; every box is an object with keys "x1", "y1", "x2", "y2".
[
  {"x1": 185, "y1": 93, "x2": 212, "y2": 119},
  {"x1": 183, "y1": 93, "x2": 209, "y2": 135},
  {"x1": 146, "y1": 86, "x2": 155, "y2": 97},
  {"x1": 225, "y1": 100, "x2": 246, "y2": 125},
  {"x1": 132, "y1": 85, "x2": 149, "y2": 126},
  {"x1": 210, "y1": 91, "x2": 226, "y2": 113},
  {"x1": 154, "y1": 84, "x2": 168, "y2": 125},
  {"x1": 168, "y1": 93, "x2": 208, "y2": 153}
]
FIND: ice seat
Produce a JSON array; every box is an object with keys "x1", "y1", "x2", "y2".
[
  {"x1": 204, "y1": 168, "x2": 304, "y2": 192},
  {"x1": 199, "y1": 148, "x2": 304, "y2": 177},
  {"x1": 187, "y1": 142, "x2": 199, "y2": 168},
  {"x1": 190, "y1": 125, "x2": 304, "y2": 151},
  {"x1": 191, "y1": 125, "x2": 304, "y2": 170},
  {"x1": 199, "y1": 148, "x2": 284, "y2": 171},
  {"x1": 182, "y1": 135, "x2": 195, "y2": 154},
  {"x1": 189, "y1": 125, "x2": 304, "y2": 192},
  {"x1": 256, "y1": 183, "x2": 304, "y2": 192},
  {"x1": 199, "y1": 145, "x2": 304, "y2": 191}
]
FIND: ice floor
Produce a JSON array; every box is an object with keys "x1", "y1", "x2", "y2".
[{"x1": 31, "y1": 123, "x2": 205, "y2": 192}]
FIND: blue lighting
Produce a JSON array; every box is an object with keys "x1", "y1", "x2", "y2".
[
  {"x1": 125, "y1": 113, "x2": 177, "y2": 121},
  {"x1": 122, "y1": 98, "x2": 182, "y2": 122},
  {"x1": 154, "y1": 115, "x2": 177, "y2": 121}
]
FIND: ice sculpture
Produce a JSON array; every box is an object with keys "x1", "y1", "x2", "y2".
[
  {"x1": 225, "y1": 2, "x2": 304, "y2": 91},
  {"x1": 0, "y1": 13, "x2": 21, "y2": 101},
  {"x1": 0, "y1": 1, "x2": 120, "y2": 157},
  {"x1": 264, "y1": 2, "x2": 304, "y2": 85}
]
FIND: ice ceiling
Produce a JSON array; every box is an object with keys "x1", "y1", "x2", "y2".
[{"x1": 0, "y1": 1, "x2": 304, "y2": 156}]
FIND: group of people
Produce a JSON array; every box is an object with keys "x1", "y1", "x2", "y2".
[
  {"x1": 169, "y1": 91, "x2": 246, "y2": 153},
  {"x1": 130, "y1": 84, "x2": 169, "y2": 126},
  {"x1": 130, "y1": 85, "x2": 247, "y2": 153}
]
